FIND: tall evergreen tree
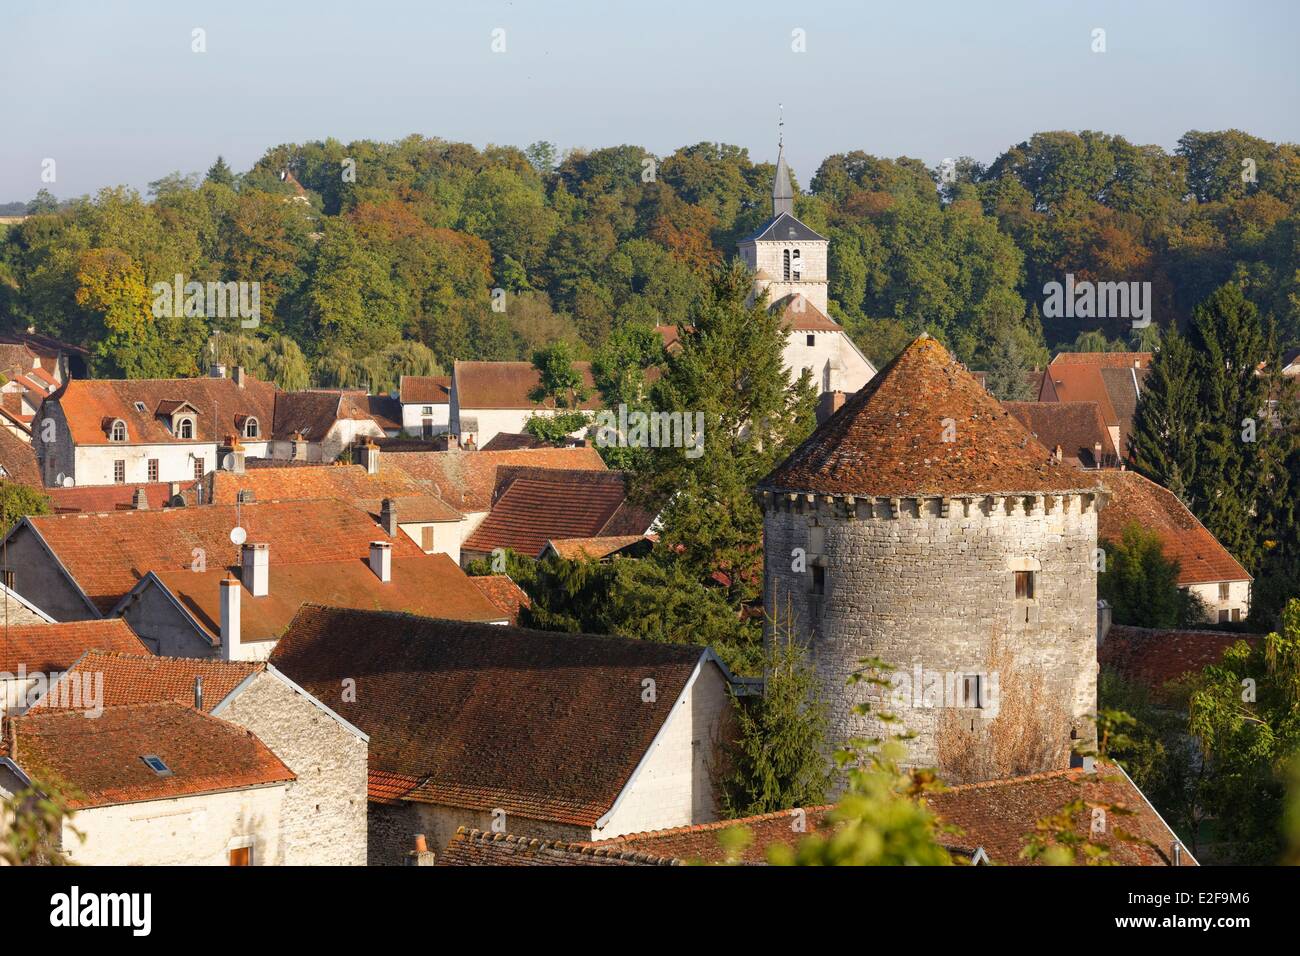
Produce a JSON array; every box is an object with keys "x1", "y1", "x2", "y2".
[
  {"x1": 1132, "y1": 325, "x2": 1201, "y2": 501},
  {"x1": 205, "y1": 155, "x2": 236, "y2": 188},
  {"x1": 1185, "y1": 284, "x2": 1278, "y2": 573},
  {"x1": 640, "y1": 260, "x2": 817, "y2": 598}
]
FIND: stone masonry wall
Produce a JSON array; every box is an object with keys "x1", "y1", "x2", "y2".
[
  {"x1": 218, "y1": 671, "x2": 368, "y2": 865},
  {"x1": 763, "y1": 491, "x2": 1100, "y2": 783}
]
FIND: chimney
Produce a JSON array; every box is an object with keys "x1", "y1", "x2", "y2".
[
  {"x1": 132, "y1": 488, "x2": 149, "y2": 510},
  {"x1": 380, "y1": 498, "x2": 398, "y2": 537},
  {"x1": 194, "y1": 675, "x2": 203, "y2": 710},
  {"x1": 220, "y1": 575, "x2": 241, "y2": 662},
  {"x1": 357, "y1": 439, "x2": 380, "y2": 476},
  {"x1": 406, "y1": 833, "x2": 436, "y2": 866},
  {"x1": 369, "y1": 540, "x2": 392, "y2": 582},
  {"x1": 233, "y1": 365, "x2": 246, "y2": 388},
  {"x1": 1093, "y1": 441, "x2": 1103, "y2": 468},
  {"x1": 223, "y1": 435, "x2": 246, "y2": 474},
  {"x1": 816, "y1": 390, "x2": 846, "y2": 425},
  {"x1": 210, "y1": 364, "x2": 226, "y2": 379},
  {"x1": 290, "y1": 431, "x2": 308, "y2": 462},
  {"x1": 237, "y1": 489, "x2": 256, "y2": 504},
  {"x1": 1052, "y1": 444, "x2": 1063, "y2": 465},
  {"x1": 1096, "y1": 599, "x2": 1112, "y2": 647},
  {"x1": 241, "y1": 542, "x2": 269, "y2": 597}
]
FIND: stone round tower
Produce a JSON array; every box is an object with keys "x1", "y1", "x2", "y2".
[{"x1": 758, "y1": 336, "x2": 1105, "y2": 783}]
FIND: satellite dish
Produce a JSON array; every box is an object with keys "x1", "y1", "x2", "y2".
[
  {"x1": 230, "y1": 527, "x2": 247, "y2": 545},
  {"x1": 222, "y1": 453, "x2": 235, "y2": 471},
  {"x1": 61, "y1": 475, "x2": 73, "y2": 488}
]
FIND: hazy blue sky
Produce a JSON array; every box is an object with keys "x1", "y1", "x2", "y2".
[{"x1": 2, "y1": 0, "x2": 1296, "y2": 200}]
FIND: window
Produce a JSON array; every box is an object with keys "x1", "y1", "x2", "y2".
[
  {"x1": 229, "y1": 846, "x2": 251, "y2": 866},
  {"x1": 110, "y1": 419, "x2": 127, "y2": 442},
  {"x1": 791, "y1": 248, "x2": 802, "y2": 279},
  {"x1": 147, "y1": 459, "x2": 159, "y2": 482},
  {"x1": 1218, "y1": 609, "x2": 1231, "y2": 623},
  {"x1": 1014, "y1": 570, "x2": 1035, "y2": 600},
  {"x1": 1218, "y1": 583, "x2": 1230, "y2": 601},
  {"x1": 422, "y1": 405, "x2": 433, "y2": 416},
  {"x1": 783, "y1": 248, "x2": 791, "y2": 280},
  {"x1": 194, "y1": 457, "x2": 204, "y2": 481},
  {"x1": 177, "y1": 417, "x2": 194, "y2": 439},
  {"x1": 1231, "y1": 608, "x2": 1242, "y2": 622},
  {"x1": 0, "y1": 567, "x2": 14, "y2": 590},
  {"x1": 806, "y1": 334, "x2": 815, "y2": 347},
  {"x1": 960, "y1": 674, "x2": 984, "y2": 709},
  {"x1": 421, "y1": 526, "x2": 435, "y2": 552},
  {"x1": 811, "y1": 564, "x2": 825, "y2": 595},
  {"x1": 113, "y1": 460, "x2": 125, "y2": 484},
  {"x1": 141, "y1": 755, "x2": 171, "y2": 776},
  {"x1": 133, "y1": 401, "x2": 146, "y2": 413},
  {"x1": 243, "y1": 417, "x2": 259, "y2": 439}
]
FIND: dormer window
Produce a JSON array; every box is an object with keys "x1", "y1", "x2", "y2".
[
  {"x1": 243, "y1": 417, "x2": 259, "y2": 439},
  {"x1": 134, "y1": 401, "x2": 146, "y2": 413},
  {"x1": 177, "y1": 417, "x2": 195, "y2": 440},
  {"x1": 110, "y1": 419, "x2": 127, "y2": 442}
]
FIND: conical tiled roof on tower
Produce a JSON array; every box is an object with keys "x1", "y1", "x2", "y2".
[{"x1": 760, "y1": 335, "x2": 1105, "y2": 497}]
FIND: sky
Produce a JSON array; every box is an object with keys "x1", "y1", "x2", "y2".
[{"x1": 1, "y1": 0, "x2": 1297, "y2": 201}]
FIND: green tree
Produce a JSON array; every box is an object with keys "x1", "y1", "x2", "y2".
[
  {"x1": 1099, "y1": 524, "x2": 1204, "y2": 628},
  {"x1": 529, "y1": 340, "x2": 589, "y2": 409},
  {"x1": 1187, "y1": 599, "x2": 1300, "y2": 862},
  {"x1": 205, "y1": 155, "x2": 237, "y2": 188},
  {"x1": 719, "y1": 611, "x2": 830, "y2": 818},
  {"x1": 0, "y1": 480, "x2": 50, "y2": 533},
  {"x1": 642, "y1": 260, "x2": 817, "y2": 597},
  {"x1": 1132, "y1": 325, "x2": 1201, "y2": 500}
]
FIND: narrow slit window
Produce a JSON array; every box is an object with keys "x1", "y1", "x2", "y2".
[{"x1": 1014, "y1": 570, "x2": 1035, "y2": 600}]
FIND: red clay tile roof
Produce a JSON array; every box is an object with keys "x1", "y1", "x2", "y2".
[
  {"x1": 25, "y1": 498, "x2": 423, "y2": 614},
  {"x1": 147, "y1": 552, "x2": 506, "y2": 646},
  {"x1": 364, "y1": 394, "x2": 403, "y2": 431},
  {"x1": 1099, "y1": 470, "x2": 1251, "y2": 585},
  {"x1": 0, "y1": 432, "x2": 41, "y2": 486},
  {"x1": 201, "y1": 461, "x2": 431, "y2": 507},
  {"x1": 923, "y1": 763, "x2": 1192, "y2": 865},
  {"x1": 42, "y1": 651, "x2": 262, "y2": 713},
  {"x1": 543, "y1": 535, "x2": 650, "y2": 561},
  {"x1": 588, "y1": 805, "x2": 834, "y2": 864},
  {"x1": 1099, "y1": 625, "x2": 1262, "y2": 696},
  {"x1": 354, "y1": 494, "x2": 462, "y2": 524},
  {"x1": 453, "y1": 360, "x2": 602, "y2": 410},
  {"x1": 1051, "y1": 352, "x2": 1152, "y2": 368},
  {"x1": 1001, "y1": 401, "x2": 1117, "y2": 468},
  {"x1": 771, "y1": 294, "x2": 842, "y2": 332},
  {"x1": 271, "y1": 390, "x2": 382, "y2": 442},
  {"x1": 3, "y1": 701, "x2": 293, "y2": 809},
  {"x1": 269, "y1": 605, "x2": 713, "y2": 827},
  {"x1": 479, "y1": 432, "x2": 551, "y2": 452},
  {"x1": 0, "y1": 619, "x2": 147, "y2": 674},
  {"x1": 45, "y1": 482, "x2": 177, "y2": 514},
  {"x1": 1038, "y1": 364, "x2": 1120, "y2": 426},
  {"x1": 462, "y1": 467, "x2": 654, "y2": 557},
  {"x1": 439, "y1": 827, "x2": 679, "y2": 866},
  {"x1": 399, "y1": 375, "x2": 451, "y2": 405},
  {"x1": 385, "y1": 447, "x2": 606, "y2": 513},
  {"x1": 52, "y1": 376, "x2": 278, "y2": 446},
  {"x1": 761, "y1": 335, "x2": 1104, "y2": 497},
  {"x1": 1099, "y1": 366, "x2": 1149, "y2": 458},
  {"x1": 469, "y1": 574, "x2": 532, "y2": 625}
]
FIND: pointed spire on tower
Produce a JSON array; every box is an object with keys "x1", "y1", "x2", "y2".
[{"x1": 773, "y1": 104, "x2": 794, "y2": 218}]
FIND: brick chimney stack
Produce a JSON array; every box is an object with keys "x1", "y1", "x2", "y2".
[
  {"x1": 132, "y1": 488, "x2": 149, "y2": 510},
  {"x1": 380, "y1": 498, "x2": 398, "y2": 537}
]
